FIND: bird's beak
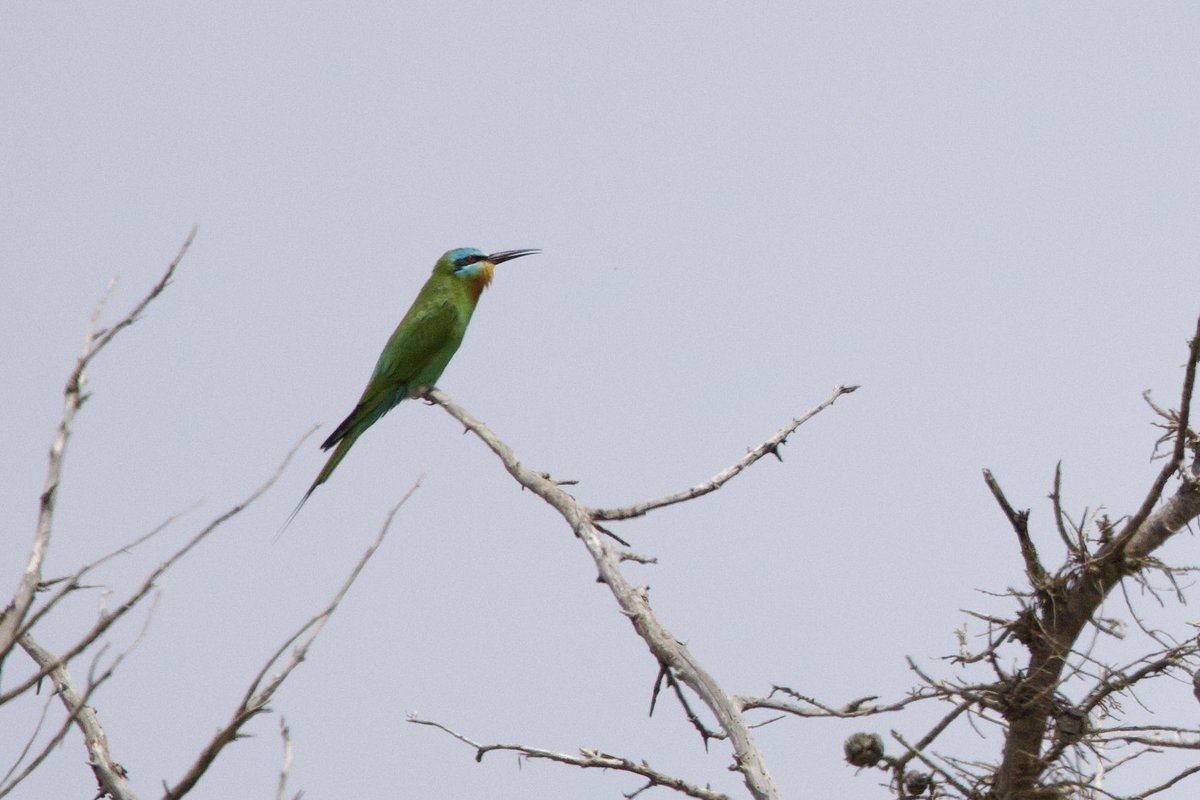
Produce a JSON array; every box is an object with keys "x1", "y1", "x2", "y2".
[{"x1": 487, "y1": 248, "x2": 540, "y2": 265}]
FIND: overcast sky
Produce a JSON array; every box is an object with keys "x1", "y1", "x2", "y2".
[{"x1": 4, "y1": 4, "x2": 1200, "y2": 799}]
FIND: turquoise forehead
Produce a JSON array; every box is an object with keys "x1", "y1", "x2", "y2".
[{"x1": 446, "y1": 247, "x2": 486, "y2": 263}]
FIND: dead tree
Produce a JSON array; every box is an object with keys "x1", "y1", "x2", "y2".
[{"x1": 832, "y1": 318, "x2": 1200, "y2": 799}]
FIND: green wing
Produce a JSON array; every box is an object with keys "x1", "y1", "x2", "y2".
[
  {"x1": 321, "y1": 297, "x2": 462, "y2": 451},
  {"x1": 368, "y1": 295, "x2": 463, "y2": 391},
  {"x1": 285, "y1": 283, "x2": 471, "y2": 529}
]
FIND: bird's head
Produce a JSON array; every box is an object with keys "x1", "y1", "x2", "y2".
[{"x1": 436, "y1": 247, "x2": 540, "y2": 298}]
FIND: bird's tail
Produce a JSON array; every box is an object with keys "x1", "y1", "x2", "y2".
[{"x1": 275, "y1": 431, "x2": 361, "y2": 539}]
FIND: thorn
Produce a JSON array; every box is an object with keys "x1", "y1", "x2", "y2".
[
  {"x1": 593, "y1": 523, "x2": 631, "y2": 546},
  {"x1": 538, "y1": 470, "x2": 580, "y2": 486},
  {"x1": 649, "y1": 664, "x2": 668, "y2": 717}
]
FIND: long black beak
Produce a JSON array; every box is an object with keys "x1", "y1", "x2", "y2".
[{"x1": 487, "y1": 248, "x2": 540, "y2": 265}]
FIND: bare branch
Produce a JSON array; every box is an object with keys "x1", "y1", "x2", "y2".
[
  {"x1": 0, "y1": 228, "x2": 196, "y2": 672},
  {"x1": 408, "y1": 715, "x2": 731, "y2": 800},
  {"x1": 427, "y1": 388, "x2": 826, "y2": 800},
  {"x1": 0, "y1": 509, "x2": 192, "y2": 707},
  {"x1": 0, "y1": 685, "x2": 55, "y2": 791},
  {"x1": 654, "y1": 664, "x2": 724, "y2": 748},
  {"x1": 162, "y1": 479, "x2": 419, "y2": 800},
  {"x1": 1109, "y1": 314, "x2": 1200, "y2": 555},
  {"x1": 276, "y1": 718, "x2": 296, "y2": 800},
  {"x1": 983, "y1": 469, "x2": 1048, "y2": 588},
  {"x1": 740, "y1": 686, "x2": 937, "y2": 719},
  {"x1": 1134, "y1": 763, "x2": 1200, "y2": 798},
  {"x1": 891, "y1": 701, "x2": 971, "y2": 773},
  {"x1": 590, "y1": 385, "x2": 857, "y2": 521},
  {"x1": 889, "y1": 729, "x2": 975, "y2": 798},
  {"x1": 15, "y1": 633, "x2": 141, "y2": 800},
  {"x1": 3, "y1": 593, "x2": 156, "y2": 800},
  {"x1": 3, "y1": 427, "x2": 312, "y2": 722},
  {"x1": 1049, "y1": 462, "x2": 1085, "y2": 561},
  {"x1": 0, "y1": 652, "x2": 115, "y2": 798}
]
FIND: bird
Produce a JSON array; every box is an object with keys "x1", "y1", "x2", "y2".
[{"x1": 285, "y1": 247, "x2": 539, "y2": 525}]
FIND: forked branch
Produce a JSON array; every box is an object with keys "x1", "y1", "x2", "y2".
[
  {"x1": 0, "y1": 228, "x2": 197, "y2": 672},
  {"x1": 408, "y1": 715, "x2": 732, "y2": 800},
  {"x1": 162, "y1": 481, "x2": 418, "y2": 800},
  {"x1": 428, "y1": 385, "x2": 855, "y2": 800}
]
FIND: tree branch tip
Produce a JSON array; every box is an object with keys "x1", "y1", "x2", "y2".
[{"x1": 618, "y1": 550, "x2": 658, "y2": 565}]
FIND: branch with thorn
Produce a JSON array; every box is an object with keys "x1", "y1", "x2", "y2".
[
  {"x1": 408, "y1": 715, "x2": 732, "y2": 800},
  {"x1": 426, "y1": 384, "x2": 856, "y2": 800}
]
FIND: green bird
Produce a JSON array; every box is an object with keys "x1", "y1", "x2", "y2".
[{"x1": 288, "y1": 246, "x2": 539, "y2": 522}]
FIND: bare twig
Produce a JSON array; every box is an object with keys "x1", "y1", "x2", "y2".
[
  {"x1": 1108, "y1": 314, "x2": 1200, "y2": 556},
  {"x1": 13, "y1": 622, "x2": 153, "y2": 800},
  {"x1": 590, "y1": 385, "x2": 858, "y2": 521},
  {"x1": 1134, "y1": 763, "x2": 1200, "y2": 797},
  {"x1": 276, "y1": 718, "x2": 296, "y2": 800},
  {"x1": 0, "y1": 686, "x2": 55, "y2": 791},
  {"x1": 890, "y1": 729, "x2": 975, "y2": 798},
  {"x1": 408, "y1": 715, "x2": 731, "y2": 800},
  {"x1": 741, "y1": 686, "x2": 936, "y2": 718},
  {"x1": 0, "y1": 649, "x2": 117, "y2": 798},
  {"x1": 657, "y1": 665, "x2": 723, "y2": 748},
  {"x1": 0, "y1": 509, "x2": 193, "y2": 707},
  {"x1": 983, "y1": 470, "x2": 1048, "y2": 588},
  {"x1": 2, "y1": 428, "x2": 313, "y2": 723},
  {"x1": 0, "y1": 228, "x2": 196, "y2": 672},
  {"x1": 892, "y1": 701, "x2": 971, "y2": 772},
  {"x1": 162, "y1": 480, "x2": 418, "y2": 800},
  {"x1": 1049, "y1": 463, "x2": 1084, "y2": 560}
]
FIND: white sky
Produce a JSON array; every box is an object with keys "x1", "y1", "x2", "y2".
[{"x1": 3, "y1": 4, "x2": 1200, "y2": 798}]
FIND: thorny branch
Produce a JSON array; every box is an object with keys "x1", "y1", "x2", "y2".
[
  {"x1": 591, "y1": 386, "x2": 858, "y2": 521},
  {"x1": 408, "y1": 715, "x2": 731, "y2": 800},
  {"x1": 740, "y1": 685, "x2": 938, "y2": 719},
  {"x1": 427, "y1": 384, "x2": 856, "y2": 800},
  {"x1": 0, "y1": 646, "x2": 119, "y2": 798},
  {"x1": 7, "y1": 617, "x2": 158, "y2": 800}
]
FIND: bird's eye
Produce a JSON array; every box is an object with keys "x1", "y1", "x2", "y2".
[{"x1": 455, "y1": 254, "x2": 482, "y2": 268}]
